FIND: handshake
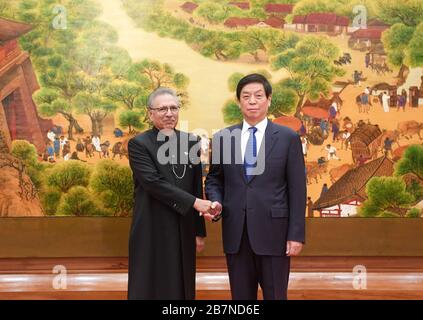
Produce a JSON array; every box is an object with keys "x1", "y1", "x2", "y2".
[{"x1": 193, "y1": 199, "x2": 222, "y2": 222}]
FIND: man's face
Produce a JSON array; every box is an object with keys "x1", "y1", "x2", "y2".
[
  {"x1": 239, "y1": 82, "x2": 271, "y2": 124},
  {"x1": 148, "y1": 94, "x2": 179, "y2": 131}
]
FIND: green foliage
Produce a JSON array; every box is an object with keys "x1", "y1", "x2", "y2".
[
  {"x1": 394, "y1": 145, "x2": 423, "y2": 181},
  {"x1": 127, "y1": 59, "x2": 190, "y2": 108},
  {"x1": 228, "y1": 73, "x2": 246, "y2": 92},
  {"x1": 406, "y1": 208, "x2": 422, "y2": 218},
  {"x1": 90, "y1": 160, "x2": 134, "y2": 217},
  {"x1": 10, "y1": 140, "x2": 48, "y2": 190},
  {"x1": 269, "y1": 84, "x2": 298, "y2": 117},
  {"x1": 406, "y1": 180, "x2": 423, "y2": 203},
  {"x1": 119, "y1": 110, "x2": 145, "y2": 133},
  {"x1": 11, "y1": 140, "x2": 38, "y2": 166},
  {"x1": 223, "y1": 100, "x2": 243, "y2": 124},
  {"x1": 40, "y1": 189, "x2": 62, "y2": 216},
  {"x1": 292, "y1": 0, "x2": 339, "y2": 16},
  {"x1": 408, "y1": 22, "x2": 423, "y2": 67},
  {"x1": 382, "y1": 23, "x2": 416, "y2": 67},
  {"x1": 57, "y1": 186, "x2": 104, "y2": 216},
  {"x1": 46, "y1": 161, "x2": 92, "y2": 193},
  {"x1": 104, "y1": 80, "x2": 146, "y2": 110},
  {"x1": 359, "y1": 177, "x2": 415, "y2": 217},
  {"x1": 376, "y1": 0, "x2": 423, "y2": 27},
  {"x1": 196, "y1": 2, "x2": 229, "y2": 24},
  {"x1": 378, "y1": 0, "x2": 423, "y2": 67},
  {"x1": 272, "y1": 36, "x2": 345, "y2": 115}
]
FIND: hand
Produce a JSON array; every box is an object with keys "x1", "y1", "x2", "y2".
[
  {"x1": 193, "y1": 198, "x2": 211, "y2": 216},
  {"x1": 286, "y1": 241, "x2": 303, "y2": 256},
  {"x1": 196, "y1": 237, "x2": 205, "y2": 253},
  {"x1": 210, "y1": 201, "x2": 222, "y2": 216},
  {"x1": 202, "y1": 201, "x2": 222, "y2": 222}
]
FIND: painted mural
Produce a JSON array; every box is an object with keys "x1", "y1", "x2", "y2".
[{"x1": 0, "y1": 0, "x2": 422, "y2": 218}]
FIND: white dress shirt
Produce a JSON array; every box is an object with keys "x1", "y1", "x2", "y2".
[{"x1": 241, "y1": 118, "x2": 268, "y2": 162}]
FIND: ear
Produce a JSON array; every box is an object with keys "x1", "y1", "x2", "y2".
[{"x1": 147, "y1": 110, "x2": 153, "y2": 122}]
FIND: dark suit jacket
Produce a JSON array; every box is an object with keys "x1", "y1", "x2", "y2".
[{"x1": 205, "y1": 120, "x2": 306, "y2": 256}]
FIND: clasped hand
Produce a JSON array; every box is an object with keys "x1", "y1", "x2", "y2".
[{"x1": 193, "y1": 199, "x2": 222, "y2": 221}]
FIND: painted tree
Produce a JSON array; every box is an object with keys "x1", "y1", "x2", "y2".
[
  {"x1": 58, "y1": 186, "x2": 104, "y2": 216},
  {"x1": 359, "y1": 177, "x2": 416, "y2": 218},
  {"x1": 379, "y1": 0, "x2": 423, "y2": 68},
  {"x1": 90, "y1": 160, "x2": 134, "y2": 217},
  {"x1": 46, "y1": 161, "x2": 92, "y2": 194},
  {"x1": 376, "y1": 0, "x2": 423, "y2": 27},
  {"x1": 196, "y1": 2, "x2": 230, "y2": 24},
  {"x1": 74, "y1": 92, "x2": 117, "y2": 136},
  {"x1": 241, "y1": 28, "x2": 281, "y2": 62},
  {"x1": 127, "y1": 59, "x2": 190, "y2": 115},
  {"x1": 104, "y1": 80, "x2": 147, "y2": 133},
  {"x1": 34, "y1": 64, "x2": 85, "y2": 140},
  {"x1": 119, "y1": 110, "x2": 145, "y2": 134},
  {"x1": 192, "y1": 30, "x2": 243, "y2": 61},
  {"x1": 272, "y1": 36, "x2": 345, "y2": 117},
  {"x1": 394, "y1": 145, "x2": 423, "y2": 181},
  {"x1": 10, "y1": 140, "x2": 47, "y2": 191}
]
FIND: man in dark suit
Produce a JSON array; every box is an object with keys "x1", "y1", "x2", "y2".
[
  {"x1": 127, "y1": 88, "x2": 210, "y2": 299},
  {"x1": 205, "y1": 74, "x2": 307, "y2": 300}
]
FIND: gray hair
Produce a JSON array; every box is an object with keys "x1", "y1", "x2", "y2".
[{"x1": 147, "y1": 87, "x2": 180, "y2": 108}]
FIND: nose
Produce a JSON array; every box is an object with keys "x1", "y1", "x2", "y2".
[
  {"x1": 164, "y1": 108, "x2": 173, "y2": 116},
  {"x1": 248, "y1": 96, "x2": 257, "y2": 104}
]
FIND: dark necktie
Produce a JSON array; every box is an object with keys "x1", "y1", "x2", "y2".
[{"x1": 244, "y1": 126, "x2": 258, "y2": 182}]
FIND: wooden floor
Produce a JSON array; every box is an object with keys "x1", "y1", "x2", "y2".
[{"x1": 0, "y1": 257, "x2": 422, "y2": 300}]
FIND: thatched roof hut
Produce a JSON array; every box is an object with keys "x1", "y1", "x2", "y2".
[
  {"x1": 313, "y1": 156, "x2": 394, "y2": 211},
  {"x1": 350, "y1": 124, "x2": 382, "y2": 161}
]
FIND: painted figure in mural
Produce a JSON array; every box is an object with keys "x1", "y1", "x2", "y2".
[
  {"x1": 76, "y1": 138, "x2": 85, "y2": 153},
  {"x1": 47, "y1": 129, "x2": 56, "y2": 143},
  {"x1": 301, "y1": 136, "x2": 308, "y2": 157},
  {"x1": 397, "y1": 90, "x2": 407, "y2": 112},
  {"x1": 324, "y1": 144, "x2": 341, "y2": 161},
  {"x1": 205, "y1": 74, "x2": 306, "y2": 300},
  {"x1": 113, "y1": 128, "x2": 123, "y2": 138},
  {"x1": 127, "y1": 88, "x2": 207, "y2": 300},
  {"x1": 91, "y1": 135, "x2": 102, "y2": 153},
  {"x1": 382, "y1": 92, "x2": 390, "y2": 112}
]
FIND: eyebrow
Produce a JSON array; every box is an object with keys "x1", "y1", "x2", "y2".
[
  {"x1": 242, "y1": 90, "x2": 265, "y2": 95},
  {"x1": 156, "y1": 104, "x2": 179, "y2": 108}
]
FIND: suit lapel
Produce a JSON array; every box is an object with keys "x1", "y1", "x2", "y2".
[
  {"x1": 247, "y1": 120, "x2": 278, "y2": 184},
  {"x1": 231, "y1": 123, "x2": 247, "y2": 184}
]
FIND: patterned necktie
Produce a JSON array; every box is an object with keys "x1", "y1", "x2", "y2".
[{"x1": 244, "y1": 126, "x2": 258, "y2": 182}]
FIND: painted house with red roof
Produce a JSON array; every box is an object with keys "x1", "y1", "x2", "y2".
[
  {"x1": 224, "y1": 16, "x2": 284, "y2": 29},
  {"x1": 0, "y1": 17, "x2": 53, "y2": 153},
  {"x1": 180, "y1": 2, "x2": 198, "y2": 14},
  {"x1": 228, "y1": 2, "x2": 250, "y2": 10},
  {"x1": 224, "y1": 17, "x2": 259, "y2": 28},
  {"x1": 264, "y1": 3, "x2": 294, "y2": 17},
  {"x1": 349, "y1": 28, "x2": 388, "y2": 50},
  {"x1": 262, "y1": 17, "x2": 284, "y2": 29},
  {"x1": 292, "y1": 12, "x2": 349, "y2": 34}
]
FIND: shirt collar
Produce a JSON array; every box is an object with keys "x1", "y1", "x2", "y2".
[{"x1": 242, "y1": 118, "x2": 268, "y2": 135}]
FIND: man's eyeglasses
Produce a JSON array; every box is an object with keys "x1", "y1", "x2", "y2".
[{"x1": 149, "y1": 106, "x2": 180, "y2": 114}]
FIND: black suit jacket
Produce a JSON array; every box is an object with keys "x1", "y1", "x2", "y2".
[{"x1": 205, "y1": 121, "x2": 306, "y2": 256}]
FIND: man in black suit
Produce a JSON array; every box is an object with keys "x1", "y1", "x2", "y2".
[
  {"x1": 127, "y1": 88, "x2": 210, "y2": 299},
  {"x1": 205, "y1": 74, "x2": 307, "y2": 300}
]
